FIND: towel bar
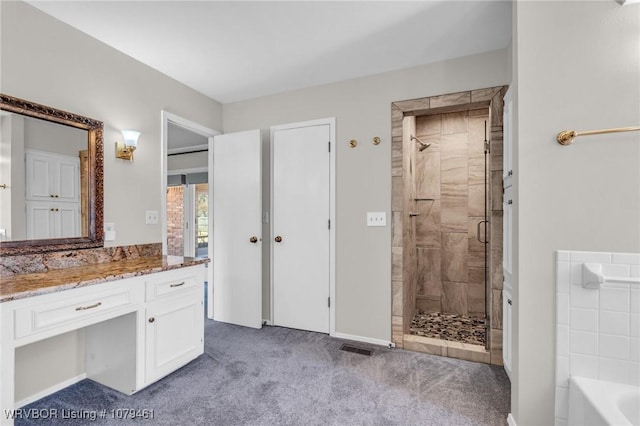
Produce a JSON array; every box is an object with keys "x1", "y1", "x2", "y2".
[{"x1": 582, "y1": 263, "x2": 640, "y2": 289}]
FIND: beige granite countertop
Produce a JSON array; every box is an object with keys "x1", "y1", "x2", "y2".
[{"x1": 0, "y1": 255, "x2": 209, "y2": 303}]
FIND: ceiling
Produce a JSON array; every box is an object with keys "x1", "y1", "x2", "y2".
[
  {"x1": 167, "y1": 122, "x2": 209, "y2": 153},
  {"x1": 27, "y1": 1, "x2": 512, "y2": 105}
]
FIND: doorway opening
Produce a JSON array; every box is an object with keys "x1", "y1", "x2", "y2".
[
  {"x1": 391, "y1": 86, "x2": 507, "y2": 364},
  {"x1": 161, "y1": 111, "x2": 219, "y2": 318},
  {"x1": 166, "y1": 180, "x2": 209, "y2": 258}
]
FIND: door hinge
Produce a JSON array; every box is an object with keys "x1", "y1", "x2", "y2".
[
  {"x1": 328, "y1": 219, "x2": 331, "y2": 230},
  {"x1": 328, "y1": 141, "x2": 331, "y2": 153},
  {"x1": 328, "y1": 297, "x2": 330, "y2": 308}
]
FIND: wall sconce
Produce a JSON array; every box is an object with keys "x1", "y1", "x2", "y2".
[{"x1": 116, "y1": 130, "x2": 140, "y2": 161}]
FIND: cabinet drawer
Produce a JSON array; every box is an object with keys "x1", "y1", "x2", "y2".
[
  {"x1": 145, "y1": 267, "x2": 202, "y2": 301},
  {"x1": 14, "y1": 287, "x2": 137, "y2": 340}
]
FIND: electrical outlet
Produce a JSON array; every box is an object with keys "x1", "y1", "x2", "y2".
[
  {"x1": 145, "y1": 210, "x2": 159, "y2": 225},
  {"x1": 104, "y1": 223, "x2": 116, "y2": 241},
  {"x1": 367, "y1": 212, "x2": 387, "y2": 227}
]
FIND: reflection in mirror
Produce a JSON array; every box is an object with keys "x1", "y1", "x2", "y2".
[
  {"x1": 0, "y1": 94, "x2": 104, "y2": 255},
  {"x1": 1, "y1": 112, "x2": 88, "y2": 241}
]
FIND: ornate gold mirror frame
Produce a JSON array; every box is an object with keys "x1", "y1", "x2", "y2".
[{"x1": 0, "y1": 94, "x2": 104, "y2": 255}]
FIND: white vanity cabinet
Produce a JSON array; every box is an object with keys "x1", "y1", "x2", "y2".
[
  {"x1": 0, "y1": 262, "x2": 206, "y2": 426},
  {"x1": 144, "y1": 268, "x2": 204, "y2": 385}
]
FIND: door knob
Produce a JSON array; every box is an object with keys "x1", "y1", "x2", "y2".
[
  {"x1": 274, "y1": 236, "x2": 282, "y2": 243},
  {"x1": 148, "y1": 317, "x2": 155, "y2": 323},
  {"x1": 249, "y1": 236, "x2": 258, "y2": 243}
]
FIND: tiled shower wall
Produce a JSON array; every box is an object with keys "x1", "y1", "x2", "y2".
[
  {"x1": 554, "y1": 250, "x2": 640, "y2": 425},
  {"x1": 413, "y1": 109, "x2": 488, "y2": 317}
]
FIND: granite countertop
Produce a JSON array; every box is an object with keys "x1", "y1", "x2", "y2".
[{"x1": 0, "y1": 255, "x2": 209, "y2": 303}]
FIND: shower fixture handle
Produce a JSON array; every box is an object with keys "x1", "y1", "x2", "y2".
[{"x1": 477, "y1": 220, "x2": 489, "y2": 244}]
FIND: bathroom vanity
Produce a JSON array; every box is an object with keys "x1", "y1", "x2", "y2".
[{"x1": 0, "y1": 256, "x2": 207, "y2": 426}]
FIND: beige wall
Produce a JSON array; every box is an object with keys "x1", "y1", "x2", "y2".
[
  {"x1": 0, "y1": 1, "x2": 223, "y2": 247},
  {"x1": 224, "y1": 49, "x2": 509, "y2": 341},
  {"x1": 512, "y1": 2, "x2": 640, "y2": 425}
]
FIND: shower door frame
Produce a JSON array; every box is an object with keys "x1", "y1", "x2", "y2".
[{"x1": 390, "y1": 86, "x2": 508, "y2": 364}]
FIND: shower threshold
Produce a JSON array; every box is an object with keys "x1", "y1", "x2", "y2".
[
  {"x1": 410, "y1": 310, "x2": 486, "y2": 346},
  {"x1": 405, "y1": 311, "x2": 492, "y2": 364}
]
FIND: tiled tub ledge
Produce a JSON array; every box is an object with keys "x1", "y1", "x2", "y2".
[{"x1": 0, "y1": 255, "x2": 209, "y2": 303}]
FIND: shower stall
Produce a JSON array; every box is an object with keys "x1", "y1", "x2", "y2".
[
  {"x1": 407, "y1": 109, "x2": 489, "y2": 346},
  {"x1": 391, "y1": 86, "x2": 507, "y2": 364}
]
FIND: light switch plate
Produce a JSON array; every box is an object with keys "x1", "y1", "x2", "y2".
[
  {"x1": 104, "y1": 223, "x2": 115, "y2": 241},
  {"x1": 367, "y1": 212, "x2": 387, "y2": 227},
  {"x1": 146, "y1": 210, "x2": 159, "y2": 225}
]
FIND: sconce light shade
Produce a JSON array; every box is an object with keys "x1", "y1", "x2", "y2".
[{"x1": 116, "y1": 130, "x2": 140, "y2": 161}]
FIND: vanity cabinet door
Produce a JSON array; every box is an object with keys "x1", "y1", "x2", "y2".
[{"x1": 144, "y1": 288, "x2": 203, "y2": 385}]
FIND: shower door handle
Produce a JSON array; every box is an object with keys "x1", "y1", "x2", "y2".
[{"x1": 477, "y1": 220, "x2": 488, "y2": 244}]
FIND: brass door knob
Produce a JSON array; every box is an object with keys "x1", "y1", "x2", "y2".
[
  {"x1": 274, "y1": 236, "x2": 282, "y2": 243},
  {"x1": 249, "y1": 236, "x2": 258, "y2": 243}
]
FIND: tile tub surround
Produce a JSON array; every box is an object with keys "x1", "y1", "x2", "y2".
[
  {"x1": 0, "y1": 243, "x2": 162, "y2": 277},
  {"x1": 554, "y1": 250, "x2": 640, "y2": 426},
  {"x1": 0, "y1": 254, "x2": 208, "y2": 302}
]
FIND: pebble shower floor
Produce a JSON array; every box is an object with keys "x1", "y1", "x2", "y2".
[{"x1": 410, "y1": 310, "x2": 486, "y2": 346}]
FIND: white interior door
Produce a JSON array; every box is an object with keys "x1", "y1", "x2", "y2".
[
  {"x1": 211, "y1": 129, "x2": 262, "y2": 329},
  {"x1": 272, "y1": 123, "x2": 330, "y2": 333}
]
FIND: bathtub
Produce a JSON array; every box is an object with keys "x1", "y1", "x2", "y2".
[{"x1": 569, "y1": 376, "x2": 640, "y2": 426}]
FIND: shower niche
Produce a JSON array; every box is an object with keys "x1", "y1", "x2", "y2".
[{"x1": 391, "y1": 86, "x2": 507, "y2": 365}]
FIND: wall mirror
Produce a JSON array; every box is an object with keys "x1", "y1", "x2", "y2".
[{"x1": 0, "y1": 94, "x2": 104, "y2": 255}]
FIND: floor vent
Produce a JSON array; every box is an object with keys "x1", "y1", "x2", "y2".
[{"x1": 339, "y1": 344, "x2": 373, "y2": 356}]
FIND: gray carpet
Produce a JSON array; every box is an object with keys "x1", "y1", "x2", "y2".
[{"x1": 16, "y1": 320, "x2": 510, "y2": 425}]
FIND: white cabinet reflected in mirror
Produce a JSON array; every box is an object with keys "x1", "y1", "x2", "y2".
[
  {"x1": 2, "y1": 112, "x2": 87, "y2": 240},
  {"x1": 0, "y1": 94, "x2": 103, "y2": 255}
]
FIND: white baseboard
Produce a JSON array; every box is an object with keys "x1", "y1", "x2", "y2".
[
  {"x1": 331, "y1": 332, "x2": 393, "y2": 348},
  {"x1": 16, "y1": 373, "x2": 86, "y2": 408},
  {"x1": 507, "y1": 413, "x2": 517, "y2": 426}
]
